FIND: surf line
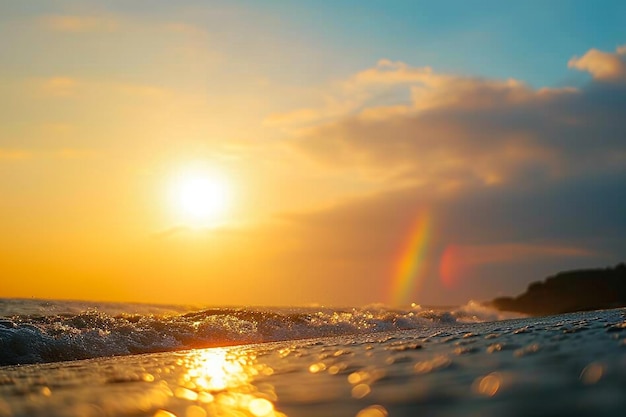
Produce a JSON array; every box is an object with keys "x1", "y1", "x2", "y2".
[{"x1": 390, "y1": 209, "x2": 431, "y2": 307}]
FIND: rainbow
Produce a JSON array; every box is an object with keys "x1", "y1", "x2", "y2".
[{"x1": 389, "y1": 210, "x2": 431, "y2": 306}]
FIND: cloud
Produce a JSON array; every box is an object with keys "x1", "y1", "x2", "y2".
[
  {"x1": 568, "y1": 45, "x2": 626, "y2": 82},
  {"x1": 258, "y1": 45, "x2": 626, "y2": 304},
  {"x1": 439, "y1": 242, "x2": 595, "y2": 287},
  {"x1": 0, "y1": 147, "x2": 97, "y2": 162},
  {"x1": 39, "y1": 77, "x2": 79, "y2": 97},
  {"x1": 442, "y1": 242, "x2": 595, "y2": 266},
  {"x1": 272, "y1": 168, "x2": 625, "y2": 304},
  {"x1": 41, "y1": 15, "x2": 119, "y2": 33},
  {"x1": 32, "y1": 76, "x2": 172, "y2": 101},
  {"x1": 151, "y1": 224, "x2": 246, "y2": 240},
  {"x1": 0, "y1": 149, "x2": 31, "y2": 160},
  {"x1": 351, "y1": 59, "x2": 440, "y2": 86},
  {"x1": 52, "y1": 149, "x2": 98, "y2": 159},
  {"x1": 274, "y1": 47, "x2": 626, "y2": 191},
  {"x1": 163, "y1": 23, "x2": 209, "y2": 38}
]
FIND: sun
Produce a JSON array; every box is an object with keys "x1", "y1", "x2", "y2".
[{"x1": 171, "y1": 169, "x2": 231, "y2": 227}]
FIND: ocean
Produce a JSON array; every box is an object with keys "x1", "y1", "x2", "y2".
[{"x1": 0, "y1": 298, "x2": 625, "y2": 417}]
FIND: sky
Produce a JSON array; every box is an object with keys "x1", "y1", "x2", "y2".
[{"x1": 1, "y1": 0, "x2": 626, "y2": 308}]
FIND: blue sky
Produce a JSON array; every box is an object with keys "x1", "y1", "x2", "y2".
[
  {"x1": 6, "y1": 1, "x2": 626, "y2": 87},
  {"x1": 206, "y1": 0, "x2": 626, "y2": 87}
]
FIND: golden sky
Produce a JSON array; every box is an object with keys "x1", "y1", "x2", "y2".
[{"x1": 2, "y1": 1, "x2": 626, "y2": 307}]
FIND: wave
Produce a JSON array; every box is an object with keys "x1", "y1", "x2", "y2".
[{"x1": 0, "y1": 301, "x2": 520, "y2": 366}]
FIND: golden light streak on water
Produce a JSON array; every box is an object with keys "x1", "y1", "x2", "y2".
[{"x1": 166, "y1": 348, "x2": 285, "y2": 417}]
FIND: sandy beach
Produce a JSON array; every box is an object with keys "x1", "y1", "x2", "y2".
[{"x1": 2, "y1": 307, "x2": 625, "y2": 417}]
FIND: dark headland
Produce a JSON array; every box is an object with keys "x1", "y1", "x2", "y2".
[{"x1": 489, "y1": 263, "x2": 626, "y2": 316}]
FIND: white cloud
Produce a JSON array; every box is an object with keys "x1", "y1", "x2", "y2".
[{"x1": 568, "y1": 45, "x2": 626, "y2": 82}]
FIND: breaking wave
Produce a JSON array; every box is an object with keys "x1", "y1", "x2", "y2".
[{"x1": 0, "y1": 299, "x2": 520, "y2": 366}]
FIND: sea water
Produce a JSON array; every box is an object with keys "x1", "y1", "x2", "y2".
[
  {"x1": 0, "y1": 298, "x2": 625, "y2": 417},
  {"x1": 0, "y1": 298, "x2": 516, "y2": 367}
]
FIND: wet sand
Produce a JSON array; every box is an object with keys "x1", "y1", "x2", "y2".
[{"x1": 1, "y1": 308, "x2": 625, "y2": 417}]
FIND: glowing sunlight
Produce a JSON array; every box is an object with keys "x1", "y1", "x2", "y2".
[
  {"x1": 174, "y1": 348, "x2": 282, "y2": 417},
  {"x1": 170, "y1": 168, "x2": 232, "y2": 227}
]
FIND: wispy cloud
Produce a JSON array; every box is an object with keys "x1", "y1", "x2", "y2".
[
  {"x1": 33, "y1": 76, "x2": 171, "y2": 100},
  {"x1": 0, "y1": 148, "x2": 97, "y2": 162},
  {"x1": 439, "y1": 242, "x2": 596, "y2": 289},
  {"x1": 0, "y1": 149, "x2": 32, "y2": 160},
  {"x1": 52, "y1": 149, "x2": 99, "y2": 160},
  {"x1": 40, "y1": 15, "x2": 119, "y2": 33},
  {"x1": 443, "y1": 242, "x2": 595, "y2": 266},
  {"x1": 38, "y1": 77, "x2": 79, "y2": 97}
]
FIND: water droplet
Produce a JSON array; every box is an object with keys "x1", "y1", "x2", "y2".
[
  {"x1": 348, "y1": 371, "x2": 367, "y2": 384},
  {"x1": 154, "y1": 410, "x2": 177, "y2": 417},
  {"x1": 454, "y1": 346, "x2": 476, "y2": 355},
  {"x1": 356, "y1": 405, "x2": 388, "y2": 417},
  {"x1": 472, "y1": 373, "x2": 502, "y2": 397},
  {"x1": 580, "y1": 362, "x2": 604, "y2": 384},
  {"x1": 351, "y1": 383, "x2": 371, "y2": 399},
  {"x1": 185, "y1": 405, "x2": 206, "y2": 417},
  {"x1": 248, "y1": 398, "x2": 274, "y2": 417},
  {"x1": 197, "y1": 392, "x2": 214, "y2": 404},
  {"x1": 174, "y1": 387, "x2": 198, "y2": 401},
  {"x1": 414, "y1": 355, "x2": 451, "y2": 373},
  {"x1": 487, "y1": 343, "x2": 503, "y2": 353},
  {"x1": 328, "y1": 363, "x2": 347, "y2": 375},
  {"x1": 514, "y1": 343, "x2": 540, "y2": 357},
  {"x1": 309, "y1": 362, "x2": 326, "y2": 373}
]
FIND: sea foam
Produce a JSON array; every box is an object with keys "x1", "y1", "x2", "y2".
[{"x1": 0, "y1": 298, "x2": 518, "y2": 366}]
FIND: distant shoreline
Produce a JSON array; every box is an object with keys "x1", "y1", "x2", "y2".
[{"x1": 488, "y1": 263, "x2": 626, "y2": 316}]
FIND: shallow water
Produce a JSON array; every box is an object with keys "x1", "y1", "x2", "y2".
[
  {"x1": 1, "y1": 307, "x2": 625, "y2": 417},
  {"x1": 0, "y1": 298, "x2": 516, "y2": 366}
]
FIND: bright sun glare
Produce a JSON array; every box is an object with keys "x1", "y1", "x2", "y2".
[{"x1": 171, "y1": 170, "x2": 231, "y2": 227}]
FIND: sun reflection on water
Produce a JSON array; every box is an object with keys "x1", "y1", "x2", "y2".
[{"x1": 155, "y1": 348, "x2": 285, "y2": 417}]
